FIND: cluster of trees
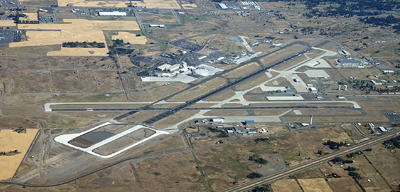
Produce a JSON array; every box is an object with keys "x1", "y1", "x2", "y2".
[
  {"x1": 360, "y1": 15, "x2": 400, "y2": 27},
  {"x1": 359, "y1": 15, "x2": 400, "y2": 34},
  {"x1": 13, "y1": 127, "x2": 26, "y2": 133},
  {"x1": 254, "y1": 138, "x2": 269, "y2": 144},
  {"x1": 247, "y1": 172, "x2": 263, "y2": 179},
  {"x1": 323, "y1": 140, "x2": 347, "y2": 150},
  {"x1": 249, "y1": 154, "x2": 268, "y2": 164},
  {"x1": 18, "y1": 20, "x2": 39, "y2": 24},
  {"x1": 303, "y1": 9, "x2": 379, "y2": 18},
  {"x1": 62, "y1": 41, "x2": 106, "y2": 48},
  {"x1": 383, "y1": 136, "x2": 400, "y2": 149},
  {"x1": 0, "y1": 150, "x2": 19, "y2": 156},
  {"x1": 348, "y1": 79, "x2": 400, "y2": 94},
  {"x1": 250, "y1": 185, "x2": 271, "y2": 192},
  {"x1": 347, "y1": 167, "x2": 362, "y2": 179},
  {"x1": 107, "y1": 39, "x2": 134, "y2": 56},
  {"x1": 206, "y1": 127, "x2": 229, "y2": 138},
  {"x1": 331, "y1": 157, "x2": 354, "y2": 164}
]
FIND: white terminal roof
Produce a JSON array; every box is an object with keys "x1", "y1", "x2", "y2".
[
  {"x1": 157, "y1": 64, "x2": 171, "y2": 70},
  {"x1": 98, "y1": 11, "x2": 127, "y2": 16},
  {"x1": 219, "y1": 3, "x2": 228, "y2": 9}
]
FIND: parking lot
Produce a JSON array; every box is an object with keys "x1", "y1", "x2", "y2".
[{"x1": 0, "y1": 29, "x2": 21, "y2": 44}]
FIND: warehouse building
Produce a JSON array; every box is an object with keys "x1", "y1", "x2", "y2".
[
  {"x1": 98, "y1": 11, "x2": 127, "y2": 16},
  {"x1": 218, "y1": 3, "x2": 228, "y2": 9}
]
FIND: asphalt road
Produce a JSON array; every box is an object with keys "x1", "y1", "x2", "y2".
[{"x1": 224, "y1": 132, "x2": 400, "y2": 192}]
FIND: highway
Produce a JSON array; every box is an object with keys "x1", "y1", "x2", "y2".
[{"x1": 225, "y1": 132, "x2": 400, "y2": 192}]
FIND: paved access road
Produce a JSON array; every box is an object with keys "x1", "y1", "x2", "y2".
[{"x1": 225, "y1": 132, "x2": 400, "y2": 192}]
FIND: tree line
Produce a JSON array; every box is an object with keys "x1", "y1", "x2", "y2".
[{"x1": 62, "y1": 41, "x2": 106, "y2": 48}]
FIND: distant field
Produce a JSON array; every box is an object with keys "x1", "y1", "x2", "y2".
[
  {"x1": 57, "y1": 0, "x2": 180, "y2": 9},
  {"x1": 272, "y1": 179, "x2": 302, "y2": 192},
  {"x1": 298, "y1": 178, "x2": 333, "y2": 192},
  {"x1": 181, "y1": 3, "x2": 197, "y2": 9},
  {"x1": 0, "y1": 20, "x2": 15, "y2": 27},
  {"x1": 0, "y1": 129, "x2": 38, "y2": 181},
  {"x1": 112, "y1": 32, "x2": 147, "y2": 44},
  {"x1": 10, "y1": 19, "x2": 140, "y2": 56}
]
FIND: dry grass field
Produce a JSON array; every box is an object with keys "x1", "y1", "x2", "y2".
[
  {"x1": 11, "y1": 19, "x2": 140, "y2": 56},
  {"x1": 260, "y1": 44, "x2": 308, "y2": 68},
  {"x1": 364, "y1": 144, "x2": 400, "y2": 189},
  {"x1": 223, "y1": 62, "x2": 260, "y2": 79},
  {"x1": 112, "y1": 32, "x2": 147, "y2": 44},
  {"x1": 152, "y1": 110, "x2": 200, "y2": 129},
  {"x1": 272, "y1": 179, "x2": 302, "y2": 192},
  {"x1": 0, "y1": 20, "x2": 15, "y2": 27},
  {"x1": 57, "y1": 0, "x2": 180, "y2": 9},
  {"x1": 298, "y1": 178, "x2": 333, "y2": 192},
  {"x1": 181, "y1": 3, "x2": 197, "y2": 9},
  {"x1": 167, "y1": 77, "x2": 227, "y2": 102},
  {"x1": 328, "y1": 177, "x2": 363, "y2": 192},
  {"x1": 19, "y1": 13, "x2": 38, "y2": 21},
  {"x1": 235, "y1": 73, "x2": 270, "y2": 91},
  {"x1": 0, "y1": 129, "x2": 38, "y2": 181},
  {"x1": 352, "y1": 154, "x2": 392, "y2": 192}
]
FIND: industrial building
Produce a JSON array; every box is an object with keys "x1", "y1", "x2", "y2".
[
  {"x1": 244, "y1": 120, "x2": 255, "y2": 125},
  {"x1": 212, "y1": 118, "x2": 224, "y2": 124},
  {"x1": 218, "y1": 3, "x2": 228, "y2": 9},
  {"x1": 336, "y1": 59, "x2": 362, "y2": 68},
  {"x1": 98, "y1": 11, "x2": 127, "y2": 16},
  {"x1": 339, "y1": 50, "x2": 351, "y2": 56},
  {"x1": 308, "y1": 87, "x2": 318, "y2": 93},
  {"x1": 157, "y1": 64, "x2": 171, "y2": 71},
  {"x1": 149, "y1": 24, "x2": 165, "y2": 28}
]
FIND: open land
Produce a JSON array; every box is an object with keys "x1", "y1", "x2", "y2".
[
  {"x1": 0, "y1": 129, "x2": 38, "y2": 181},
  {"x1": 2, "y1": 1, "x2": 400, "y2": 192}
]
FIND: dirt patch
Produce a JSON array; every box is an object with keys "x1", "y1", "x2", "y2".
[
  {"x1": 328, "y1": 177, "x2": 363, "y2": 192},
  {"x1": 298, "y1": 178, "x2": 333, "y2": 192},
  {"x1": 11, "y1": 19, "x2": 140, "y2": 56},
  {"x1": 0, "y1": 20, "x2": 15, "y2": 27},
  {"x1": 58, "y1": 0, "x2": 180, "y2": 9},
  {"x1": 0, "y1": 129, "x2": 38, "y2": 181},
  {"x1": 112, "y1": 32, "x2": 147, "y2": 44},
  {"x1": 272, "y1": 179, "x2": 302, "y2": 192}
]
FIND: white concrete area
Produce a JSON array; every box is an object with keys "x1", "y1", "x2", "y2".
[
  {"x1": 304, "y1": 70, "x2": 330, "y2": 78},
  {"x1": 267, "y1": 95, "x2": 304, "y2": 101},
  {"x1": 54, "y1": 123, "x2": 169, "y2": 158}
]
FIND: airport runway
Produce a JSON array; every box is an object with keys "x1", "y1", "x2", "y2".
[
  {"x1": 224, "y1": 132, "x2": 400, "y2": 192},
  {"x1": 51, "y1": 105, "x2": 356, "y2": 111}
]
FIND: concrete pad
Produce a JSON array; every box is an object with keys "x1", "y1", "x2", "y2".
[
  {"x1": 293, "y1": 110, "x2": 302, "y2": 115},
  {"x1": 54, "y1": 123, "x2": 169, "y2": 158},
  {"x1": 304, "y1": 70, "x2": 330, "y2": 78},
  {"x1": 267, "y1": 95, "x2": 304, "y2": 101},
  {"x1": 203, "y1": 116, "x2": 281, "y2": 123},
  {"x1": 313, "y1": 58, "x2": 331, "y2": 68},
  {"x1": 260, "y1": 86, "x2": 286, "y2": 92},
  {"x1": 285, "y1": 74, "x2": 308, "y2": 92}
]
